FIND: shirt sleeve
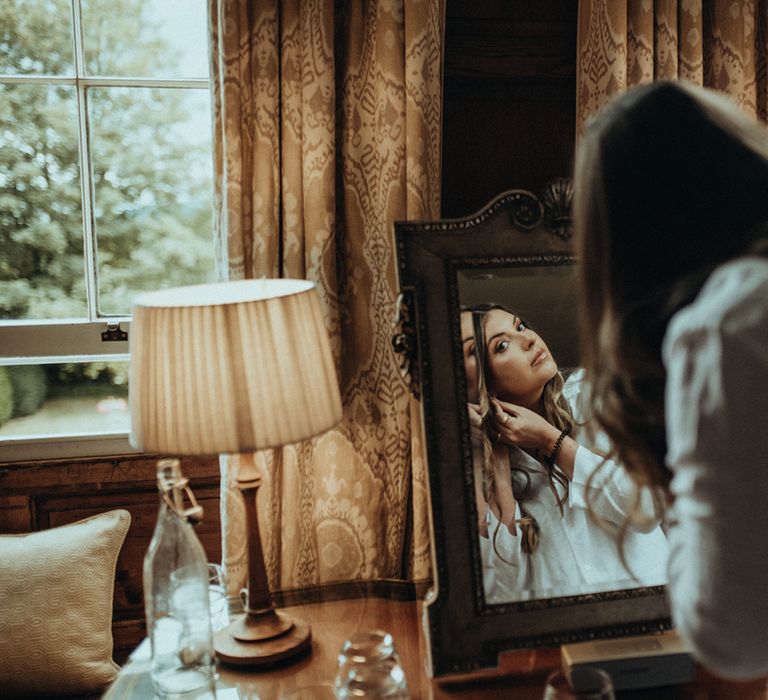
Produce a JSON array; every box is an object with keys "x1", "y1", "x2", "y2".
[
  {"x1": 569, "y1": 448, "x2": 660, "y2": 532},
  {"x1": 566, "y1": 370, "x2": 659, "y2": 531},
  {"x1": 663, "y1": 273, "x2": 768, "y2": 680}
]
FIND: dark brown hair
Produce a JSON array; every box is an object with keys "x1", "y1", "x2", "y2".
[{"x1": 574, "y1": 80, "x2": 768, "y2": 500}]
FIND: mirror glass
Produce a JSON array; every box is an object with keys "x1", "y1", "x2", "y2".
[{"x1": 458, "y1": 263, "x2": 669, "y2": 604}]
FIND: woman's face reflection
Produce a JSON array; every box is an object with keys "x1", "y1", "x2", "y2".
[{"x1": 483, "y1": 308, "x2": 557, "y2": 409}]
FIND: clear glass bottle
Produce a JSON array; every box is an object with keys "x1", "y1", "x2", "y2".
[
  {"x1": 334, "y1": 630, "x2": 410, "y2": 699},
  {"x1": 144, "y1": 459, "x2": 216, "y2": 697}
]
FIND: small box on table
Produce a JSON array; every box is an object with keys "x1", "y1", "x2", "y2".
[{"x1": 561, "y1": 631, "x2": 695, "y2": 691}]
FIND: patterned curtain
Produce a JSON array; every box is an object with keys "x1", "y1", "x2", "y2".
[
  {"x1": 577, "y1": 0, "x2": 768, "y2": 132},
  {"x1": 208, "y1": 0, "x2": 442, "y2": 594}
]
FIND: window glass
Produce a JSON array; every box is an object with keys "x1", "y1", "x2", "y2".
[
  {"x1": 0, "y1": 0, "x2": 75, "y2": 75},
  {"x1": 0, "y1": 83, "x2": 86, "y2": 320},
  {"x1": 0, "y1": 0, "x2": 213, "y2": 457},
  {"x1": 0, "y1": 361, "x2": 130, "y2": 439},
  {"x1": 89, "y1": 86, "x2": 215, "y2": 315},
  {"x1": 81, "y1": 0, "x2": 209, "y2": 79}
]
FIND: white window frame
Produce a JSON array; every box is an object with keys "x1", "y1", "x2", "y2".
[{"x1": 0, "y1": 1, "x2": 211, "y2": 462}]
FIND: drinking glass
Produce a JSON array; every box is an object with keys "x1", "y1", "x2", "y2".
[
  {"x1": 207, "y1": 563, "x2": 229, "y2": 632},
  {"x1": 334, "y1": 629, "x2": 409, "y2": 699},
  {"x1": 543, "y1": 668, "x2": 615, "y2": 700}
]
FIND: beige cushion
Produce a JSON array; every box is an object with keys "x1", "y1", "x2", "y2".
[{"x1": 0, "y1": 509, "x2": 131, "y2": 697}]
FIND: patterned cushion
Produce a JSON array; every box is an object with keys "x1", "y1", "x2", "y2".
[{"x1": 0, "y1": 509, "x2": 131, "y2": 697}]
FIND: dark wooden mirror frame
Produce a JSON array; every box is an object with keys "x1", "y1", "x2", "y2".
[{"x1": 394, "y1": 183, "x2": 671, "y2": 678}]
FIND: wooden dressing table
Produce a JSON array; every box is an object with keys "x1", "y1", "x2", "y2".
[{"x1": 102, "y1": 597, "x2": 767, "y2": 699}]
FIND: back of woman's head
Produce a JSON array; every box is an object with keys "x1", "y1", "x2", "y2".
[
  {"x1": 577, "y1": 80, "x2": 768, "y2": 315},
  {"x1": 574, "y1": 80, "x2": 768, "y2": 492}
]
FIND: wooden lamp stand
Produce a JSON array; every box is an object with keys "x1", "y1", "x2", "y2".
[{"x1": 214, "y1": 456, "x2": 311, "y2": 667}]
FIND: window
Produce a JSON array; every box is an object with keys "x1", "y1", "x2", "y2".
[{"x1": 0, "y1": 0, "x2": 215, "y2": 461}]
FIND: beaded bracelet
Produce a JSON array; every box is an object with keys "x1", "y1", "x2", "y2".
[{"x1": 547, "y1": 426, "x2": 571, "y2": 466}]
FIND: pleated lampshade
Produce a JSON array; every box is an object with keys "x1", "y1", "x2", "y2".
[{"x1": 129, "y1": 279, "x2": 342, "y2": 455}]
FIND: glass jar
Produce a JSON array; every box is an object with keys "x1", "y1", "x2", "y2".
[
  {"x1": 143, "y1": 459, "x2": 216, "y2": 697},
  {"x1": 543, "y1": 668, "x2": 615, "y2": 700},
  {"x1": 334, "y1": 629, "x2": 410, "y2": 699}
]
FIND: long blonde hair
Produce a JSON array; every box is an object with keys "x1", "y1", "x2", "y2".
[
  {"x1": 470, "y1": 304, "x2": 575, "y2": 556},
  {"x1": 574, "y1": 81, "x2": 768, "y2": 501}
]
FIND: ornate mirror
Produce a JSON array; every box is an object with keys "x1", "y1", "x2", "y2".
[{"x1": 394, "y1": 183, "x2": 671, "y2": 678}]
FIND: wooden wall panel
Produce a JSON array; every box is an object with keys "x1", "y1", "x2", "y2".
[
  {"x1": 0, "y1": 494, "x2": 31, "y2": 532},
  {"x1": 441, "y1": 0, "x2": 578, "y2": 218}
]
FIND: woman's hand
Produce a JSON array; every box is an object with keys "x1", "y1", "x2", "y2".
[
  {"x1": 492, "y1": 398, "x2": 577, "y2": 479},
  {"x1": 491, "y1": 398, "x2": 559, "y2": 453}
]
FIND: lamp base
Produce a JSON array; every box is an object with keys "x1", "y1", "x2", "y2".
[{"x1": 214, "y1": 611, "x2": 312, "y2": 667}]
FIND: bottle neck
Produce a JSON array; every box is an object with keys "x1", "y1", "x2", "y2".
[{"x1": 155, "y1": 458, "x2": 204, "y2": 524}]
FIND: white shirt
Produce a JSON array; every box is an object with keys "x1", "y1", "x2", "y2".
[
  {"x1": 663, "y1": 256, "x2": 768, "y2": 680},
  {"x1": 482, "y1": 370, "x2": 669, "y2": 604}
]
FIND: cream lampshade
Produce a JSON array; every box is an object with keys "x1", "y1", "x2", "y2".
[{"x1": 129, "y1": 278, "x2": 343, "y2": 667}]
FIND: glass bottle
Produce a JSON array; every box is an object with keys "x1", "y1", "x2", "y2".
[
  {"x1": 143, "y1": 458, "x2": 216, "y2": 697},
  {"x1": 334, "y1": 630, "x2": 410, "y2": 699}
]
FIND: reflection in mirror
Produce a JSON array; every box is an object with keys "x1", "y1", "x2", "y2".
[
  {"x1": 459, "y1": 266, "x2": 669, "y2": 604},
  {"x1": 396, "y1": 186, "x2": 673, "y2": 674}
]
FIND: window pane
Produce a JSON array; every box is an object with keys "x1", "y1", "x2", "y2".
[
  {"x1": 81, "y1": 0, "x2": 209, "y2": 79},
  {"x1": 0, "y1": 0, "x2": 75, "y2": 75},
  {"x1": 0, "y1": 84, "x2": 87, "y2": 320},
  {"x1": 0, "y1": 361, "x2": 130, "y2": 439},
  {"x1": 88, "y1": 86, "x2": 215, "y2": 316}
]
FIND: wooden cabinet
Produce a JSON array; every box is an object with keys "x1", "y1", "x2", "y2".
[
  {"x1": 441, "y1": 0, "x2": 578, "y2": 218},
  {"x1": 0, "y1": 454, "x2": 222, "y2": 661}
]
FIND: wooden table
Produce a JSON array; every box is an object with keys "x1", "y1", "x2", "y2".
[{"x1": 102, "y1": 597, "x2": 768, "y2": 699}]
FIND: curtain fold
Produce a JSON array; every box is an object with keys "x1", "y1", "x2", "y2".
[
  {"x1": 209, "y1": 0, "x2": 442, "y2": 594},
  {"x1": 577, "y1": 0, "x2": 768, "y2": 132}
]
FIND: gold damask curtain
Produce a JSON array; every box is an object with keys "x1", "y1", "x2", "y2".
[
  {"x1": 577, "y1": 0, "x2": 768, "y2": 131},
  {"x1": 208, "y1": 0, "x2": 442, "y2": 594}
]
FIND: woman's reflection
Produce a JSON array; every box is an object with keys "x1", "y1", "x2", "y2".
[{"x1": 461, "y1": 305, "x2": 669, "y2": 603}]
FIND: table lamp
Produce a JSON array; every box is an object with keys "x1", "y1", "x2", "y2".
[{"x1": 129, "y1": 279, "x2": 343, "y2": 667}]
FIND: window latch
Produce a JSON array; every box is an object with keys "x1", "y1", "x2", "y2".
[{"x1": 102, "y1": 321, "x2": 128, "y2": 342}]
